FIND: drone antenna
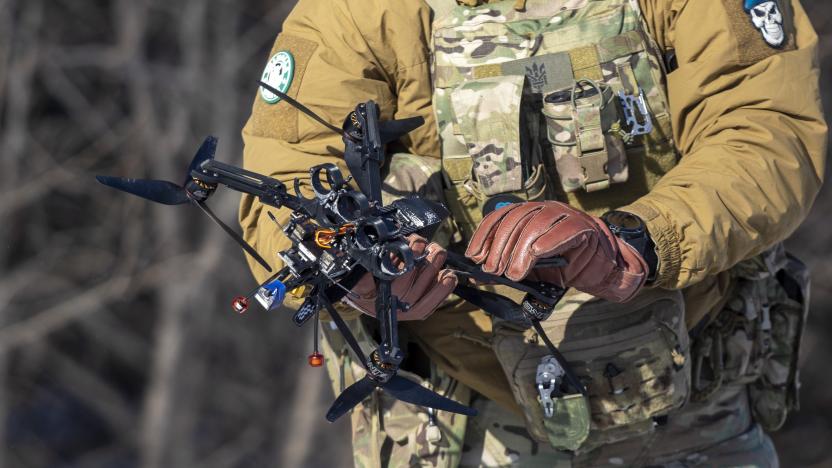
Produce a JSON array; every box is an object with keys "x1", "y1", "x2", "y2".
[
  {"x1": 258, "y1": 81, "x2": 346, "y2": 137},
  {"x1": 267, "y1": 211, "x2": 287, "y2": 231},
  {"x1": 190, "y1": 197, "x2": 273, "y2": 272}
]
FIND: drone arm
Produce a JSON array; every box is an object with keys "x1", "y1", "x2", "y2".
[
  {"x1": 196, "y1": 160, "x2": 306, "y2": 211},
  {"x1": 445, "y1": 251, "x2": 566, "y2": 306}
]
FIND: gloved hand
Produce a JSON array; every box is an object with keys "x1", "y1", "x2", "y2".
[
  {"x1": 344, "y1": 235, "x2": 457, "y2": 320},
  {"x1": 465, "y1": 201, "x2": 648, "y2": 303}
]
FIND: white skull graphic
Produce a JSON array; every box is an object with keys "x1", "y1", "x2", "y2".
[{"x1": 750, "y1": 1, "x2": 785, "y2": 47}]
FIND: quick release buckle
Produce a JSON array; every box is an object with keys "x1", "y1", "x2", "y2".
[
  {"x1": 618, "y1": 89, "x2": 653, "y2": 138},
  {"x1": 536, "y1": 355, "x2": 566, "y2": 418}
]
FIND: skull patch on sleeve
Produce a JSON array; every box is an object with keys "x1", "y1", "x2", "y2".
[{"x1": 745, "y1": 0, "x2": 785, "y2": 48}]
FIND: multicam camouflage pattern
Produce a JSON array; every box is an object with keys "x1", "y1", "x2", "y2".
[
  {"x1": 543, "y1": 83, "x2": 629, "y2": 192},
  {"x1": 490, "y1": 287, "x2": 691, "y2": 453},
  {"x1": 691, "y1": 243, "x2": 809, "y2": 432},
  {"x1": 431, "y1": 0, "x2": 677, "y2": 217},
  {"x1": 574, "y1": 384, "x2": 779, "y2": 467},
  {"x1": 459, "y1": 397, "x2": 572, "y2": 467},
  {"x1": 458, "y1": 384, "x2": 778, "y2": 467},
  {"x1": 450, "y1": 75, "x2": 524, "y2": 194}
]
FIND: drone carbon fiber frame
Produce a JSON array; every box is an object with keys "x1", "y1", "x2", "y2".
[{"x1": 96, "y1": 81, "x2": 583, "y2": 423}]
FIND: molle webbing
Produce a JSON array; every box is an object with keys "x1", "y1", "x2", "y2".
[
  {"x1": 432, "y1": 0, "x2": 679, "y2": 219},
  {"x1": 439, "y1": 30, "x2": 650, "y2": 189},
  {"x1": 434, "y1": 30, "x2": 647, "y2": 91}
]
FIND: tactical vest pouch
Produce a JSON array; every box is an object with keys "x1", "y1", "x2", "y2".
[
  {"x1": 449, "y1": 75, "x2": 525, "y2": 196},
  {"x1": 443, "y1": 74, "x2": 549, "y2": 239},
  {"x1": 543, "y1": 81, "x2": 628, "y2": 193},
  {"x1": 491, "y1": 288, "x2": 690, "y2": 452},
  {"x1": 691, "y1": 246, "x2": 809, "y2": 432}
]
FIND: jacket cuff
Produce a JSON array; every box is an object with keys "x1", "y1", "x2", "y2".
[{"x1": 619, "y1": 201, "x2": 682, "y2": 289}]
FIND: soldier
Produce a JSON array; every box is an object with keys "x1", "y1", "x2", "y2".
[{"x1": 240, "y1": 0, "x2": 826, "y2": 466}]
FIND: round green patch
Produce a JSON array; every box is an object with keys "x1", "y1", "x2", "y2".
[{"x1": 260, "y1": 51, "x2": 294, "y2": 104}]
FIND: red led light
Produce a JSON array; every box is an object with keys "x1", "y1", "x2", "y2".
[
  {"x1": 308, "y1": 352, "x2": 324, "y2": 367},
  {"x1": 232, "y1": 296, "x2": 249, "y2": 314}
]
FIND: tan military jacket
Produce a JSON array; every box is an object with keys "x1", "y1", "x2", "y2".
[{"x1": 239, "y1": 0, "x2": 826, "y2": 328}]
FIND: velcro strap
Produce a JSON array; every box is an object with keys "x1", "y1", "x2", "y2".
[
  {"x1": 473, "y1": 63, "x2": 502, "y2": 79},
  {"x1": 435, "y1": 31, "x2": 645, "y2": 89},
  {"x1": 442, "y1": 156, "x2": 473, "y2": 182},
  {"x1": 569, "y1": 45, "x2": 603, "y2": 82},
  {"x1": 615, "y1": 61, "x2": 639, "y2": 95},
  {"x1": 575, "y1": 101, "x2": 604, "y2": 153},
  {"x1": 573, "y1": 98, "x2": 611, "y2": 191},
  {"x1": 579, "y1": 151, "x2": 611, "y2": 192},
  {"x1": 472, "y1": 52, "x2": 574, "y2": 94}
]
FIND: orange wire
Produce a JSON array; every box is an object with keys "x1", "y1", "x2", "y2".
[{"x1": 314, "y1": 224, "x2": 355, "y2": 249}]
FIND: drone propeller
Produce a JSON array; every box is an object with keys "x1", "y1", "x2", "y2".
[
  {"x1": 96, "y1": 136, "x2": 219, "y2": 205},
  {"x1": 326, "y1": 372, "x2": 476, "y2": 423},
  {"x1": 453, "y1": 284, "x2": 527, "y2": 323},
  {"x1": 94, "y1": 176, "x2": 190, "y2": 205},
  {"x1": 96, "y1": 136, "x2": 273, "y2": 272},
  {"x1": 326, "y1": 377, "x2": 376, "y2": 421},
  {"x1": 318, "y1": 292, "x2": 476, "y2": 422},
  {"x1": 378, "y1": 117, "x2": 425, "y2": 145},
  {"x1": 185, "y1": 135, "x2": 218, "y2": 186}
]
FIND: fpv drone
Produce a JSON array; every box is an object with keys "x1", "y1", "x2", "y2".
[{"x1": 97, "y1": 81, "x2": 585, "y2": 422}]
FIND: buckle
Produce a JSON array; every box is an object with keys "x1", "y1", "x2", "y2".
[{"x1": 536, "y1": 355, "x2": 566, "y2": 418}]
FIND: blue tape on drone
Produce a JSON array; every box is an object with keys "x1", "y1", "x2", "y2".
[{"x1": 264, "y1": 279, "x2": 287, "y2": 305}]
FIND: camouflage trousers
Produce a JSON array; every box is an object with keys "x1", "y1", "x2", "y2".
[{"x1": 320, "y1": 153, "x2": 780, "y2": 468}]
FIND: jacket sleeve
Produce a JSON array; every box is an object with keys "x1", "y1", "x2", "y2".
[
  {"x1": 625, "y1": 0, "x2": 827, "y2": 289},
  {"x1": 238, "y1": 0, "x2": 435, "y2": 285}
]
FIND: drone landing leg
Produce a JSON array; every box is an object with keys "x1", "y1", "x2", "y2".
[{"x1": 375, "y1": 279, "x2": 402, "y2": 367}]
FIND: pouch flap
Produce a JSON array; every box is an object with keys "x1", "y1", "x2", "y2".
[
  {"x1": 542, "y1": 394, "x2": 591, "y2": 451},
  {"x1": 450, "y1": 75, "x2": 525, "y2": 195}
]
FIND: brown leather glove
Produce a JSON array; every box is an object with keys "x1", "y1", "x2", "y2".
[
  {"x1": 465, "y1": 201, "x2": 648, "y2": 303},
  {"x1": 344, "y1": 235, "x2": 457, "y2": 320}
]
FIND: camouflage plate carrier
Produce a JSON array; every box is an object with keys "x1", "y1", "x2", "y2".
[{"x1": 425, "y1": 0, "x2": 808, "y2": 464}]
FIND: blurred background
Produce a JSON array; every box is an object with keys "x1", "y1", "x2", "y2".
[{"x1": 0, "y1": 1, "x2": 830, "y2": 467}]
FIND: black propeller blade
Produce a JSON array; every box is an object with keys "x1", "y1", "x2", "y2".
[
  {"x1": 184, "y1": 135, "x2": 218, "y2": 186},
  {"x1": 95, "y1": 176, "x2": 190, "y2": 205},
  {"x1": 384, "y1": 375, "x2": 476, "y2": 415},
  {"x1": 325, "y1": 377, "x2": 377, "y2": 422},
  {"x1": 96, "y1": 136, "x2": 273, "y2": 272},
  {"x1": 378, "y1": 117, "x2": 424, "y2": 145},
  {"x1": 325, "y1": 374, "x2": 476, "y2": 422},
  {"x1": 95, "y1": 136, "x2": 219, "y2": 206},
  {"x1": 453, "y1": 284, "x2": 527, "y2": 323}
]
